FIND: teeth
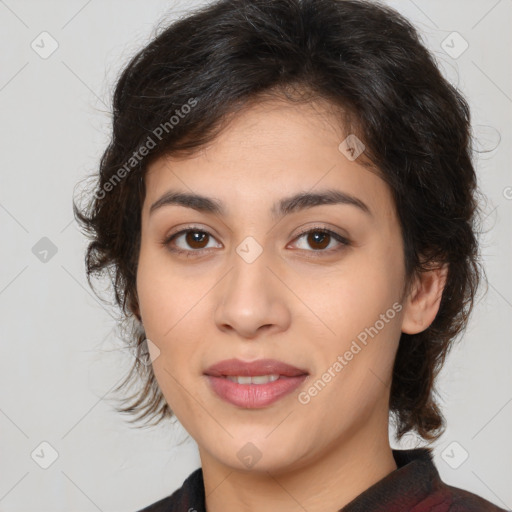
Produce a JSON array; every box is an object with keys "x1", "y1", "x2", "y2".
[{"x1": 226, "y1": 374, "x2": 280, "y2": 384}]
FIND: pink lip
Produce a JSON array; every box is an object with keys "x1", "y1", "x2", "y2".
[
  {"x1": 204, "y1": 358, "x2": 308, "y2": 377},
  {"x1": 204, "y1": 358, "x2": 309, "y2": 408}
]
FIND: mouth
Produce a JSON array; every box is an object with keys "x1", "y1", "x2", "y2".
[
  {"x1": 204, "y1": 358, "x2": 309, "y2": 408},
  {"x1": 204, "y1": 357, "x2": 309, "y2": 378},
  {"x1": 223, "y1": 374, "x2": 282, "y2": 384}
]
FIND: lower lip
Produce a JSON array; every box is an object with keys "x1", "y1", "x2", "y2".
[{"x1": 205, "y1": 375, "x2": 308, "y2": 408}]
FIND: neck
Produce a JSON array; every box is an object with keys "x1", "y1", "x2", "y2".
[{"x1": 199, "y1": 420, "x2": 397, "y2": 512}]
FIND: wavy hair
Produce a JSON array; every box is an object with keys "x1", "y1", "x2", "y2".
[{"x1": 74, "y1": 0, "x2": 486, "y2": 441}]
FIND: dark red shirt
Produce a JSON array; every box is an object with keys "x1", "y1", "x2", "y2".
[{"x1": 137, "y1": 448, "x2": 507, "y2": 511}]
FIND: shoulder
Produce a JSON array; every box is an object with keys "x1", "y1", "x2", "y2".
[
  {"x1": 388, "y1": 448, "x2": 507, "y2": 512},
  {"x1": 437, "y1": 481, "x2": 508, "y2": 511},
  {"x1": 135, "y1": 467, "x2": 204, "y2": 512}
]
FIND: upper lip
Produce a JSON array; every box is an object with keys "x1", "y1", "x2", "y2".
[{"x1": 204, "y1": 358, "x2": 309, "y2": 377}]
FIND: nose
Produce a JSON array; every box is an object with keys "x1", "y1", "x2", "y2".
[{"x1": 213, "y1": 249, "x2": 291, "y2": 339}]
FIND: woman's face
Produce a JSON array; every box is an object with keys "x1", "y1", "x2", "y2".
[{"x1": 137, "y1": 99, "x2": 408, "y2": 473}]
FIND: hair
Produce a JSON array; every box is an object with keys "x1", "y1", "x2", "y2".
[{"x1": 74, "y1": 0, "x2": 487, "y2": 442}]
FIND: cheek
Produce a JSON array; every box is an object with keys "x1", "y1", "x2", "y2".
[
  {"x1": 136, "y1": 243, "x2": 195, "y2": 338},
  {"x1": 137, "y1": 257, "x2": 204, "y2": 417},
  {"x1": 136, "y1": 245, "x2": 208, "y2": 368},
  {"x1": 301, "y1": 249, "x2": 403, "y2": 400},
  {"x1": 314, "y1": 254, "x2": 402, "y2": 338}
]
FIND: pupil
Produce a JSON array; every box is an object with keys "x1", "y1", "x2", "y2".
[
  {"x1": 187, "y1": 231, "x2": 207, "y2": 248},
  {"x1": 309, "y1": 231, "x2": 329, "y2": 250}
]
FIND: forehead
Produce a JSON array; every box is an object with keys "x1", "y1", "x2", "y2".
[{"x1": 143, "y1": 99, "x2": 397, "y2": 224}]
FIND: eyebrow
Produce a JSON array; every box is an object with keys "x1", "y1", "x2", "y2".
[{"x1": 149, "y1": 188, "x2": 372, "y2": 220}]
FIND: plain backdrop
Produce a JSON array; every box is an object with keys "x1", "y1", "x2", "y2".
[{"x1": 0, "y1": 0, "x2": 511, "y2": 511}]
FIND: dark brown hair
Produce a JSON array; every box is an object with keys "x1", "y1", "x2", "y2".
[{"x1": 74, "y1": 0, "x2": 486, "y2": 441}]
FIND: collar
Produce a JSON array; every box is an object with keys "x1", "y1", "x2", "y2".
[{"x1": 341, "y1": 448, "x2": 446, "y2": 511}]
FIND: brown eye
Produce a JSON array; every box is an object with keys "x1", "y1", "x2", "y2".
[
  {"x1": 306, "y1": 231, "x2": 331, "y2": 250},
  {"x1": 292, "y1": 228, "x2": 350, "y2": 255},
  {"x1": 185, "y1": 230, "x2": 209, "y2": 249},
  {"x1": 163, "y1": 226, "x2": 349, "y2": 258},
  {"x1": 163, "y1": 228, "x2": 222, "y2": 256}
]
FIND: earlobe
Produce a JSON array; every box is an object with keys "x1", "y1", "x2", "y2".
[{"x1": 401, "y1": 263, "x2": 449, "y2": 335}]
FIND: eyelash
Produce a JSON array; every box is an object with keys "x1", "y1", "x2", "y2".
[{"x1": 161, "y1": 225, "x2": 350, "y2": 259}]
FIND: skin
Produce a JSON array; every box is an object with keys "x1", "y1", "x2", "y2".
[{"x1": 136, "y1": 97, "x2": 448, "y2": 512}]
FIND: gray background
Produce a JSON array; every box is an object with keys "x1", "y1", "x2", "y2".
[{"x1": 0, "y1": 0, "x2": 510, "y2": 510}]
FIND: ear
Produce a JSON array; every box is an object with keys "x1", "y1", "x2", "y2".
[{"x1": 401, "y1": 262, "x2": 449, "y2": 335}]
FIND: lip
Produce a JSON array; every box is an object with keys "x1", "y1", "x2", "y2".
[
  {"x1": 204, "y1": 358, "x2": 308, "y2": 377},
  {"x1": 204, "y1": 358, "x2": 309, "y2": 409}
]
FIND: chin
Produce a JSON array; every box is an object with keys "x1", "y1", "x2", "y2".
[{"x1": 203, "y1": 434, "x2": 308, "y2": 475}]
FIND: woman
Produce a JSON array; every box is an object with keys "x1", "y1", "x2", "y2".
[{"x1": 74, "y1": 0, "x2": 506, "y2": 510}]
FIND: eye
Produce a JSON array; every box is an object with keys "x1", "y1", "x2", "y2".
[
  {"x1": 290, "y1": 227, "x2": 350, "y2": 256},
  {"x1": 161, "y1": 225, "x2": 350, "y2": 258},
  {"x1": 162, "y1": 227, "x2": 222, "y2": 257}
]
